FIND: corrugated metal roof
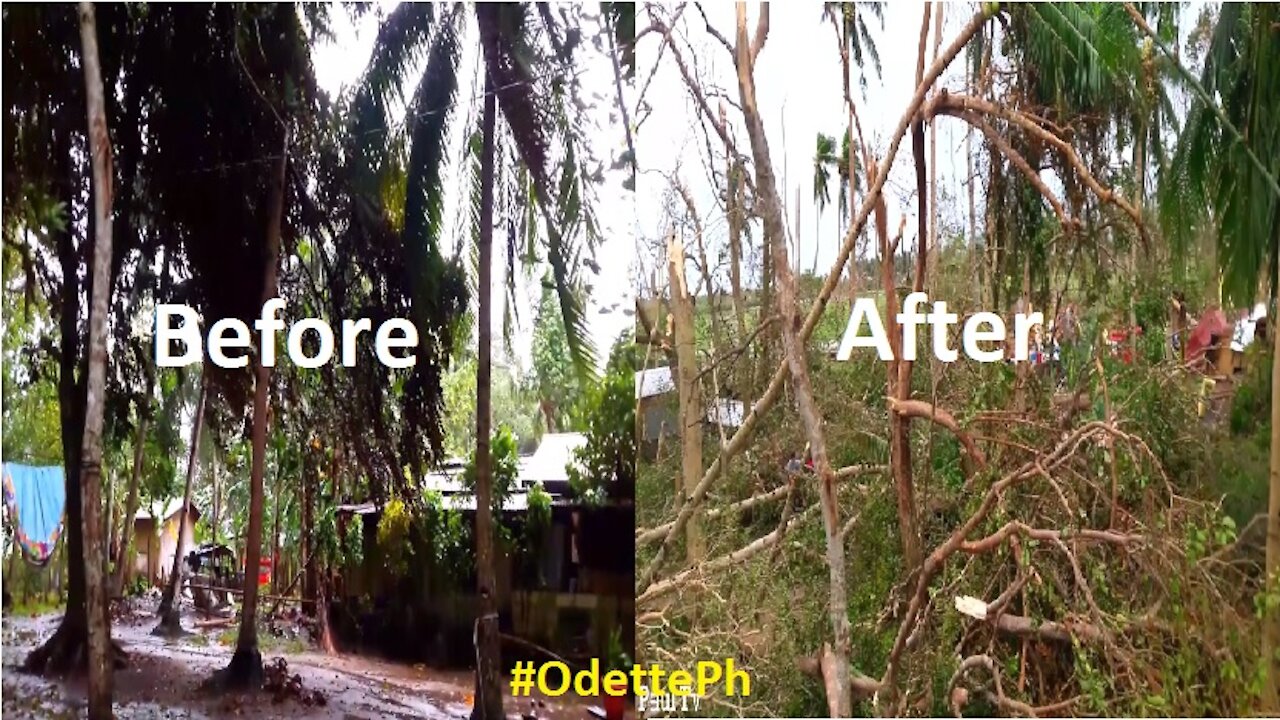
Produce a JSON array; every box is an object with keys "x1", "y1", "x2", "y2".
[
  {"x1": 706, "y1": 398, "x2": 745, "y2": 428},
  {"x1": 135, "y1": 498, "x2": 199, "y2": 522},
  {"x1": 635, "y1": 366, "x2": 675, "y2": 399},
  {"x1": 521, "y1": 432, "x2": 587, "y2": 484}
]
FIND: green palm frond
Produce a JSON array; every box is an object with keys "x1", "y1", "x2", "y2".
[
  {"x1": 349, "y1": 2, "x2": 437, "y2": 194},
  {"x1": 476, "y1": 2, "x2": 597, "y2": 378},
  {"x1": 401, "y1": 5, "x2": 466, "y2": 384},
  {"x1": 1160, "y1": 2, "x2": 1279, "y2": 306},
  {"x1": 813, "y1": 132, "x2": 836, "y2": 210},
  {"x1": 1019, "y1": 3, "x2": 1141, "y2": 110}
]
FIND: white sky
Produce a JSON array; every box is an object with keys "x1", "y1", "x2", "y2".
[
  {"x1": 636, "y1": 2, "x2": 974, "y2": 297},
  {"x1": 311, "y1": 3, "x2": 633, "y2": 374},
  {"x1": 634, "y1": 3, "x2": 1207, "y2": 301}
]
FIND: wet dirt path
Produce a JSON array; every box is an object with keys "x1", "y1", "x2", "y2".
[{"x1": 2, "y1": 602, "x2": 596, "y2": 720}]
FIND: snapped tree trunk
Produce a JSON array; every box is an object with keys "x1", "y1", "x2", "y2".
[
  {"x1": 156, "y1": 371, "x2": 209, "y2": 632},
  {"x1": 77, "y1": 4, "x2": 116, "y2": 713},
  {"x1": 734, "y1": 6, "x2": 853, "y2": 716},
  {"x1": 223, "y1": 128, "x2": 288, "y2": 688},
  {"x1": 725, "y1": 148, "x2": 748, "y2": 340},
  {"x1": 113, "y1": 413, "x2": 146, "y2": 597},
  {"x1": 471, "y1": 65, "x2": 504, "y2": 720},
  {"x1": 667, "y1": 232, "x2": 704, "y2": 562}
]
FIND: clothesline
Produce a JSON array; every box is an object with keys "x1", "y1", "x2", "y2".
[{"x1": 1, "y1": 463, "x2": 66, "y2": 567}]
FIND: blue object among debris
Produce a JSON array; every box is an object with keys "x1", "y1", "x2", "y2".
[{"x1": 2, "y1": 463, "x2": 66, "y2": 566}]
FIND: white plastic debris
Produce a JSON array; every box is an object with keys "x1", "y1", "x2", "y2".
[{"x1": 954, "y1": 595, "x2": 989, "y2": 620}]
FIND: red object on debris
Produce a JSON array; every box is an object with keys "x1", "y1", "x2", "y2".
[
  {"x1": 258, "y1": 557, "x2": 271, "y2": 586},
  {"x1": 1186, "y1": 309, "x2": 1231, "y2": 365}
]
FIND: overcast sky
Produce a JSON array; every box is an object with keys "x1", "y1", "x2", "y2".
[
  {"x1": 312, "y1": 3, "x2": 634, "y2": 373},
  {"x1": 635, "y1": 3, "x2": 975, "y2": 298},
  {"x1": 633, "y1": 3, "x2": 1206, "y2": 302}
]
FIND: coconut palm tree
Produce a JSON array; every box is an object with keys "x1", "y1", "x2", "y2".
[
  {"x1": 813, "y1": 130, "x2": 859, "y2": 273},
  {"x1": 349, "y1": 5, "x2": 628, "y2": 716},
  {"x1": 1150, "y1": 3, "x2": 1280, "y2": 707}
]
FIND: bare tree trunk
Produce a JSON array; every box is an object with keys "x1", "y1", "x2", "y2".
[
  {"x1": 222, "y1": 128, "x2": 288, "y2": 689},
  {"x1": 668, "y1": 232, "x2": 704, "y2": 562},
  {"x1": 114, "y1": 415, "x2": 146, "y2": 597},
  {"x1": 471, "y1": 65, "x2": 504, "y2": 720},
  {"x1": 733, "y1": 6, "x2": 852, "y2": 715},
  {"x1": 156, "y1": 373, "x2": 208, "y2": 632},
  {"x1": 77, "y1": 4, "x2": 115, "y2": 713},
  {"x1": 967, "y1": 66, "x2": 978, "y2": 293},
  {"x1": 723, "y1": 117, "x2": 748, "y2": 340}
]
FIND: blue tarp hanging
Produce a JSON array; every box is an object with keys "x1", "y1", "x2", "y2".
[{"x1": 2, "y1": 463, "x2": 66, "y2": 566}]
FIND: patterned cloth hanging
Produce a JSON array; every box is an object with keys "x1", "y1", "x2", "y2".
[{"x1": 2, "y1": 464, "x2": 66, "y2": 566}]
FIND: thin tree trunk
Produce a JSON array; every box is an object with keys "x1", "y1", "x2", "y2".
[
  {"x1": 303, "y1": 447, "x2": 317, "y2": 616},
  {"x1": 471, "y1": 65, "x2": 504, "y2": 720},
  {"x1": 668, "y1": 232, "x2": 704, "y2": 562},
  {"x1": 1130, "y1": 116, "x2": 1145, "y2": 356},
  {"x1": 271, "y1": 462, "x2": 281, "y2": 598},
  {"x1": 77, "y1": 4, "x2": 115, "y2": 712},
  {"x1": 720, "y1": 101, "x2": 747, "y2": 341},
  {"x1": 157, "y1": 373, "x2": 208, "y2": 630},
  {"x1": 211, "y1": 453, "x2": 220, "y2": 546},
  {"x1": 734, "y1": 6, "x2": 852, "y2": 716},
  {"x1": 113, "y1": 415, "x2": 145, "y2": 597},
  {"x1": 967, "y1": 63, "x2": 978, "y2": 294},
  {"x1": 224, "y1": 128, "x2": 288, "y2": 688},
  {"x1": 1265, "y1": 255, "x2": 1280, "y2": 712}
]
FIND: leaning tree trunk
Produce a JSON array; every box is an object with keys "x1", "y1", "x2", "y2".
[
  {"x1": 471, "y1": 66, "x2": 504, "y2": 720},
  {"x1": 77, "y1": 4, "x2": 116, "y2": 714},
  {"x1": 155, "y1": 371, "x2": 208, "y2": 634},
  {"x1": 734, "y1": 6, "x2": 853, "y2": 716},
  {"x1": 221, "y1": 129, "x2": 287, "y2": 689}
]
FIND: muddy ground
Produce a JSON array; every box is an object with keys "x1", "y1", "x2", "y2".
[{"x1": 2, "y1": 598, "x2": 597, "y2": 720}]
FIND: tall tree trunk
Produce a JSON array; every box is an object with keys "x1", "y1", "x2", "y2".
[
  {"x1": 967, "y1": 65, "x2": 978, "y2": 294},
  {"x1": 223, "y1": 128, "x2": 287, "y2": 688},
  {"x1": 156, "y1": 372, "x2": 208, "y2": 632},
  {"x1": 724, "y1": 141, "x2": 747, "y2": 340},
  {"x1": 734, "y1": 6, "x2": 852, "y2": 715},
  {"x1": 1265, "y1": 255, "x2": 1280, "y2": 711},
  {"x1": 77, "y1": 4, "x2": 115, "y2": 713},
  {"x1": 667, "y1": 232, "x2": 704, "y2": 561},
  {"x1": 471, "y1": 66, "x2": 504, "y2": 720}
]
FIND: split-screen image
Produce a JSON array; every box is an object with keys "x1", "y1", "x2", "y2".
[{"x1": 3, "y1": 3, "x2": 1279, "y2": 719}]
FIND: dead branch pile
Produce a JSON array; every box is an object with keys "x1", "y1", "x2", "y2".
[
  {"x1": 263, "y1": 657, "x2": 327, "y2": 707},
  {"x1": 638, "y1": 363, "x2": 1263, "y2": 716}
]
